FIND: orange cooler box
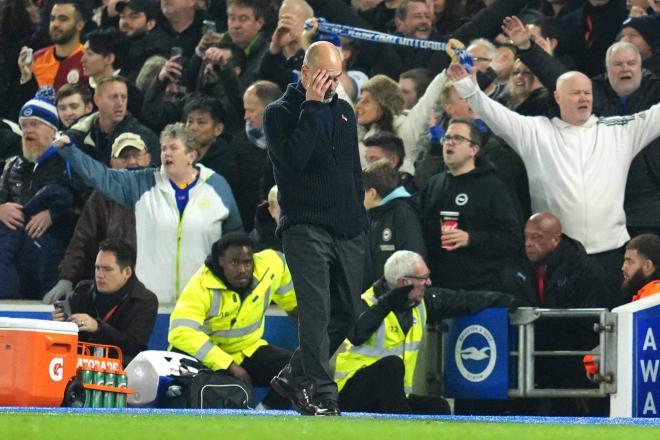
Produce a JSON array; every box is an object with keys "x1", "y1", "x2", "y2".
[{"x1": 0, "y1": 317, "x2": 79, "y2": 406}]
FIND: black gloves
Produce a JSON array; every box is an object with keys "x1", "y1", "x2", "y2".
[{"x1": 378, "y1": 285, "x2": 414, "y2": 311}]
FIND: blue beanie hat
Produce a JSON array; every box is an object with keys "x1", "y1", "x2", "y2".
[
  {"x1": 621, "y1": 15, "x2": 660, "y2": 53},
  {"x1": 19, "y1": 86, "x2": 59, "y2": 130}
]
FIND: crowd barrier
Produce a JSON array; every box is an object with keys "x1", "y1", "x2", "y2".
[
  {"x1": 440, "y1": 295, "x2": 660, "y2": 418},
  {"x1": 2, "y1": 295, "x2": 659, "y2": 417}
]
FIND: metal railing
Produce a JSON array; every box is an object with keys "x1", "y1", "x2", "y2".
[{"x1": 507, "y1": 308, "x2": 617, "y2": 398}]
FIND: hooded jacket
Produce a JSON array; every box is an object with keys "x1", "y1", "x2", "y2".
[
  {"x1": 57, "y1": 142, "x2": 243, "y2": 304},
  {"x1": 418, "y1": 161, "x2": 522, "y2": 290},
  {"x1": 364, "y1": 186, "x2": 426, "y2": 289},
  {"x1": 454, "y1": 74, "x2": 660, "y2": 254}
]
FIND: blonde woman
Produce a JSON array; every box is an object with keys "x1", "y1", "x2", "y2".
[{"x1": 54, "y1": 123, "x2": 243, "y2": 304}]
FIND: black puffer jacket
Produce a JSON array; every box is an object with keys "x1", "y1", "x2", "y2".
[
  {"x1": 499, "y1": 235, "x2": 612, "y2": 309},
  {"x1": 0, "y1": 153, "x2": 85, "y2": 227}
]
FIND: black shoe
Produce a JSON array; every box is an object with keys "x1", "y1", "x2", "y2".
[
  {"x1": 270, "y1": 374, "x2": 317, "y2": 415},
  {"x1": 314, "y1": 399, "x2": 341, "y2": 416}
]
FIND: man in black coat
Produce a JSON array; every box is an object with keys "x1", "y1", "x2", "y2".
[
  {"x1": 500, "y1": 212, "x2": 612, "y2": 309},
  {"x1": 263, "y1": 41, "x2": 367, "y2": 416},
  {"x1": 116, "y1": 0, "x2": 170, "y2": 84},
  {"x1": 418, "y1": 118, "x2": 522, "y2": 291},
  {"x1": 498, "y1": 211, "x2": 611, "y2": 416},
  {"x1": 52, "y1": 238, "x2": 158, "y2": 367},
  {"x1": 183, "y1": 95, "x2": 238, "y2": 190}
]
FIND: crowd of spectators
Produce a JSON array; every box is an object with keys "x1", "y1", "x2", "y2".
[{"x1": 2, "y1": 0, "x2": 660, "y2": 416}]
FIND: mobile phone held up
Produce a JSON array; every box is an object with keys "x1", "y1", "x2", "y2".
[{"x1": 202, "y1": 20, "x2": 217, "y2": 35}]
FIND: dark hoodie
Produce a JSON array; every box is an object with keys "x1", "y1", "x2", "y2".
[
  {"x1": 363, "y1": 186, "x2": 426, "y2": 290},
  {"x1": 418, "y1": 160, "x2": 522, "y2": 290}
]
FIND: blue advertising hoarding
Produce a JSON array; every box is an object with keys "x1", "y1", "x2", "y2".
[
  {"x1": 634, "y1": 307, "x2": 660, "y2": 417},
  {"x1": 444, "y1": 308, "x2": 509, "y2": 399}
]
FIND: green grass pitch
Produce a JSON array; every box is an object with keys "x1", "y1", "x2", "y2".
[{"x1": 2, "y1": 413, "x2": 659, "y2": 440}]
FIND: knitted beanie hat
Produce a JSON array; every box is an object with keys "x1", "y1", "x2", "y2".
[
  {"x1": 361, "y1": 75, "x2": 405, "y2": 117},
  {"x1": 19, "y1": 86, "x2": 59, "y2": 130},
  {"x1": 621, "y1": 15, "x2": 660, "y2": 52}
]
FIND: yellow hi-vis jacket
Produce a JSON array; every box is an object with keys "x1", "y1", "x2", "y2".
[
  {"x1": 168, "y1": 249, "x2": 296, "y2": 371},
  {"x1": 334, "y1": 287, "x2": 426, "y2": 394}
]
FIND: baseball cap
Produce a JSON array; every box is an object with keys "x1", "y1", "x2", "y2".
[
  {"x1": 116, "y1": 0, "x2": 159, "y2": 20},
  {"x1": 111, "y1": 132, "x2": 147, "y2": 158}
]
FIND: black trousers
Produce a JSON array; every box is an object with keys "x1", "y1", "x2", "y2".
[
  {"x1": 339, "y1": 356, "x2": 450, "y2": 415},
  {"x1": 241, "y1": 344, "x2": 292, "y2": 409},
  {"x1": 281, "y1": 224, "x2": 365, "y2": 401}
]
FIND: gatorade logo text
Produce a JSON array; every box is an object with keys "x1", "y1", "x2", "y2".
[
  {"x1": 49, "y1": 357, "x2": 64, "y2": 382},
  {"x1": 76, "y1": 357, "x2": 120, "y2": 373}
]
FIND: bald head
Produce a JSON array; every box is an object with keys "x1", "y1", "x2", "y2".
[
  {"x1": 302, "y1": 41, "x2": 343, "y2": 103},
  {"x1": 554, "y1": 71, "x2": 593, "y2": 126},
  {"x1": 303, "y1": 41, "x2": 342, "y2": 69},
  {"x1": 524, "y1": 212, "x2": 562, "y2": 264}
]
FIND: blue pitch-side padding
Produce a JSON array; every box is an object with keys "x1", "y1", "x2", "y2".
[
  {"x1": 444, "y1": 308, "x2": 509, "y2": 399},
  {"x1": 2, "y1": 407, "x2": 660, "y2": 426},
  {"x1": 0, "y1": 309, "x2": 300, "y2": 352}
]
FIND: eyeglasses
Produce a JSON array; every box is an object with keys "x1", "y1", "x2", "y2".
[
  {"x1": 403, "y1": 274, "x2": 431, "y2": 282},
  {"x1": 441, "y1": 134, "x2": 478, "y2": 146},
  {"x1": 471, "y1": 57, "x2": 492, "y2": 63}
]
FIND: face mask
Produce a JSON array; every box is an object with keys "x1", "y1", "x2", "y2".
[{"x1": 246, "y1": 122, "x2": 267, "y2": 149}]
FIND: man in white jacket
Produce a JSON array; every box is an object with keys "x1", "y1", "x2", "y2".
[{"x1": 446, "y1": 63, "x2": 660, "y2": 306}]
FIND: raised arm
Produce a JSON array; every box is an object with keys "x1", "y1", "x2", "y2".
[
  {"x1": 446, "y1": 63, "x2": 538, "y2": 157},
  {"x1": 54, "y1": 135, "x2": 154, "y2": 208},
  {"x1": 502, "y1": 16, "x2": 568, "y2": 93},
  {"x1": 627, "y1": 102, "x2": 660, "y2": 157},
  {"x1": 398, "y1": 70, "x2": 449, "y2": 163}
]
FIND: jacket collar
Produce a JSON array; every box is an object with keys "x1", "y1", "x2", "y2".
[{"x1": 552, "y1": 114, "x2": 598, "y2": 129}]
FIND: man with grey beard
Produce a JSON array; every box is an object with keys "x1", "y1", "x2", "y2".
[{"x1": 0, "y1": 87, "x2": 85, "y2": 299}]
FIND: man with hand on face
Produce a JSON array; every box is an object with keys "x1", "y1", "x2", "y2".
[
  {"x1": 418, "y1": 118, "x2": 522, "y2": 292},
  {"x1": 263, "y1": 41, "x2": 368, "y2": 416},
  {"x1": 168, "y1": 233, "x2": 296, "y2": 409},
  {"x1": 52, "y1": 238, "x2": 158, "y2": 367}
]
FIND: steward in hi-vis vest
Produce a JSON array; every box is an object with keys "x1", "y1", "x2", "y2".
[
  {"x1": 334, "y1": 250, "x2": 519, "y2": 414},
  {"x1": 168, "y1": 233, "x2": 297, "y2": 409}
]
